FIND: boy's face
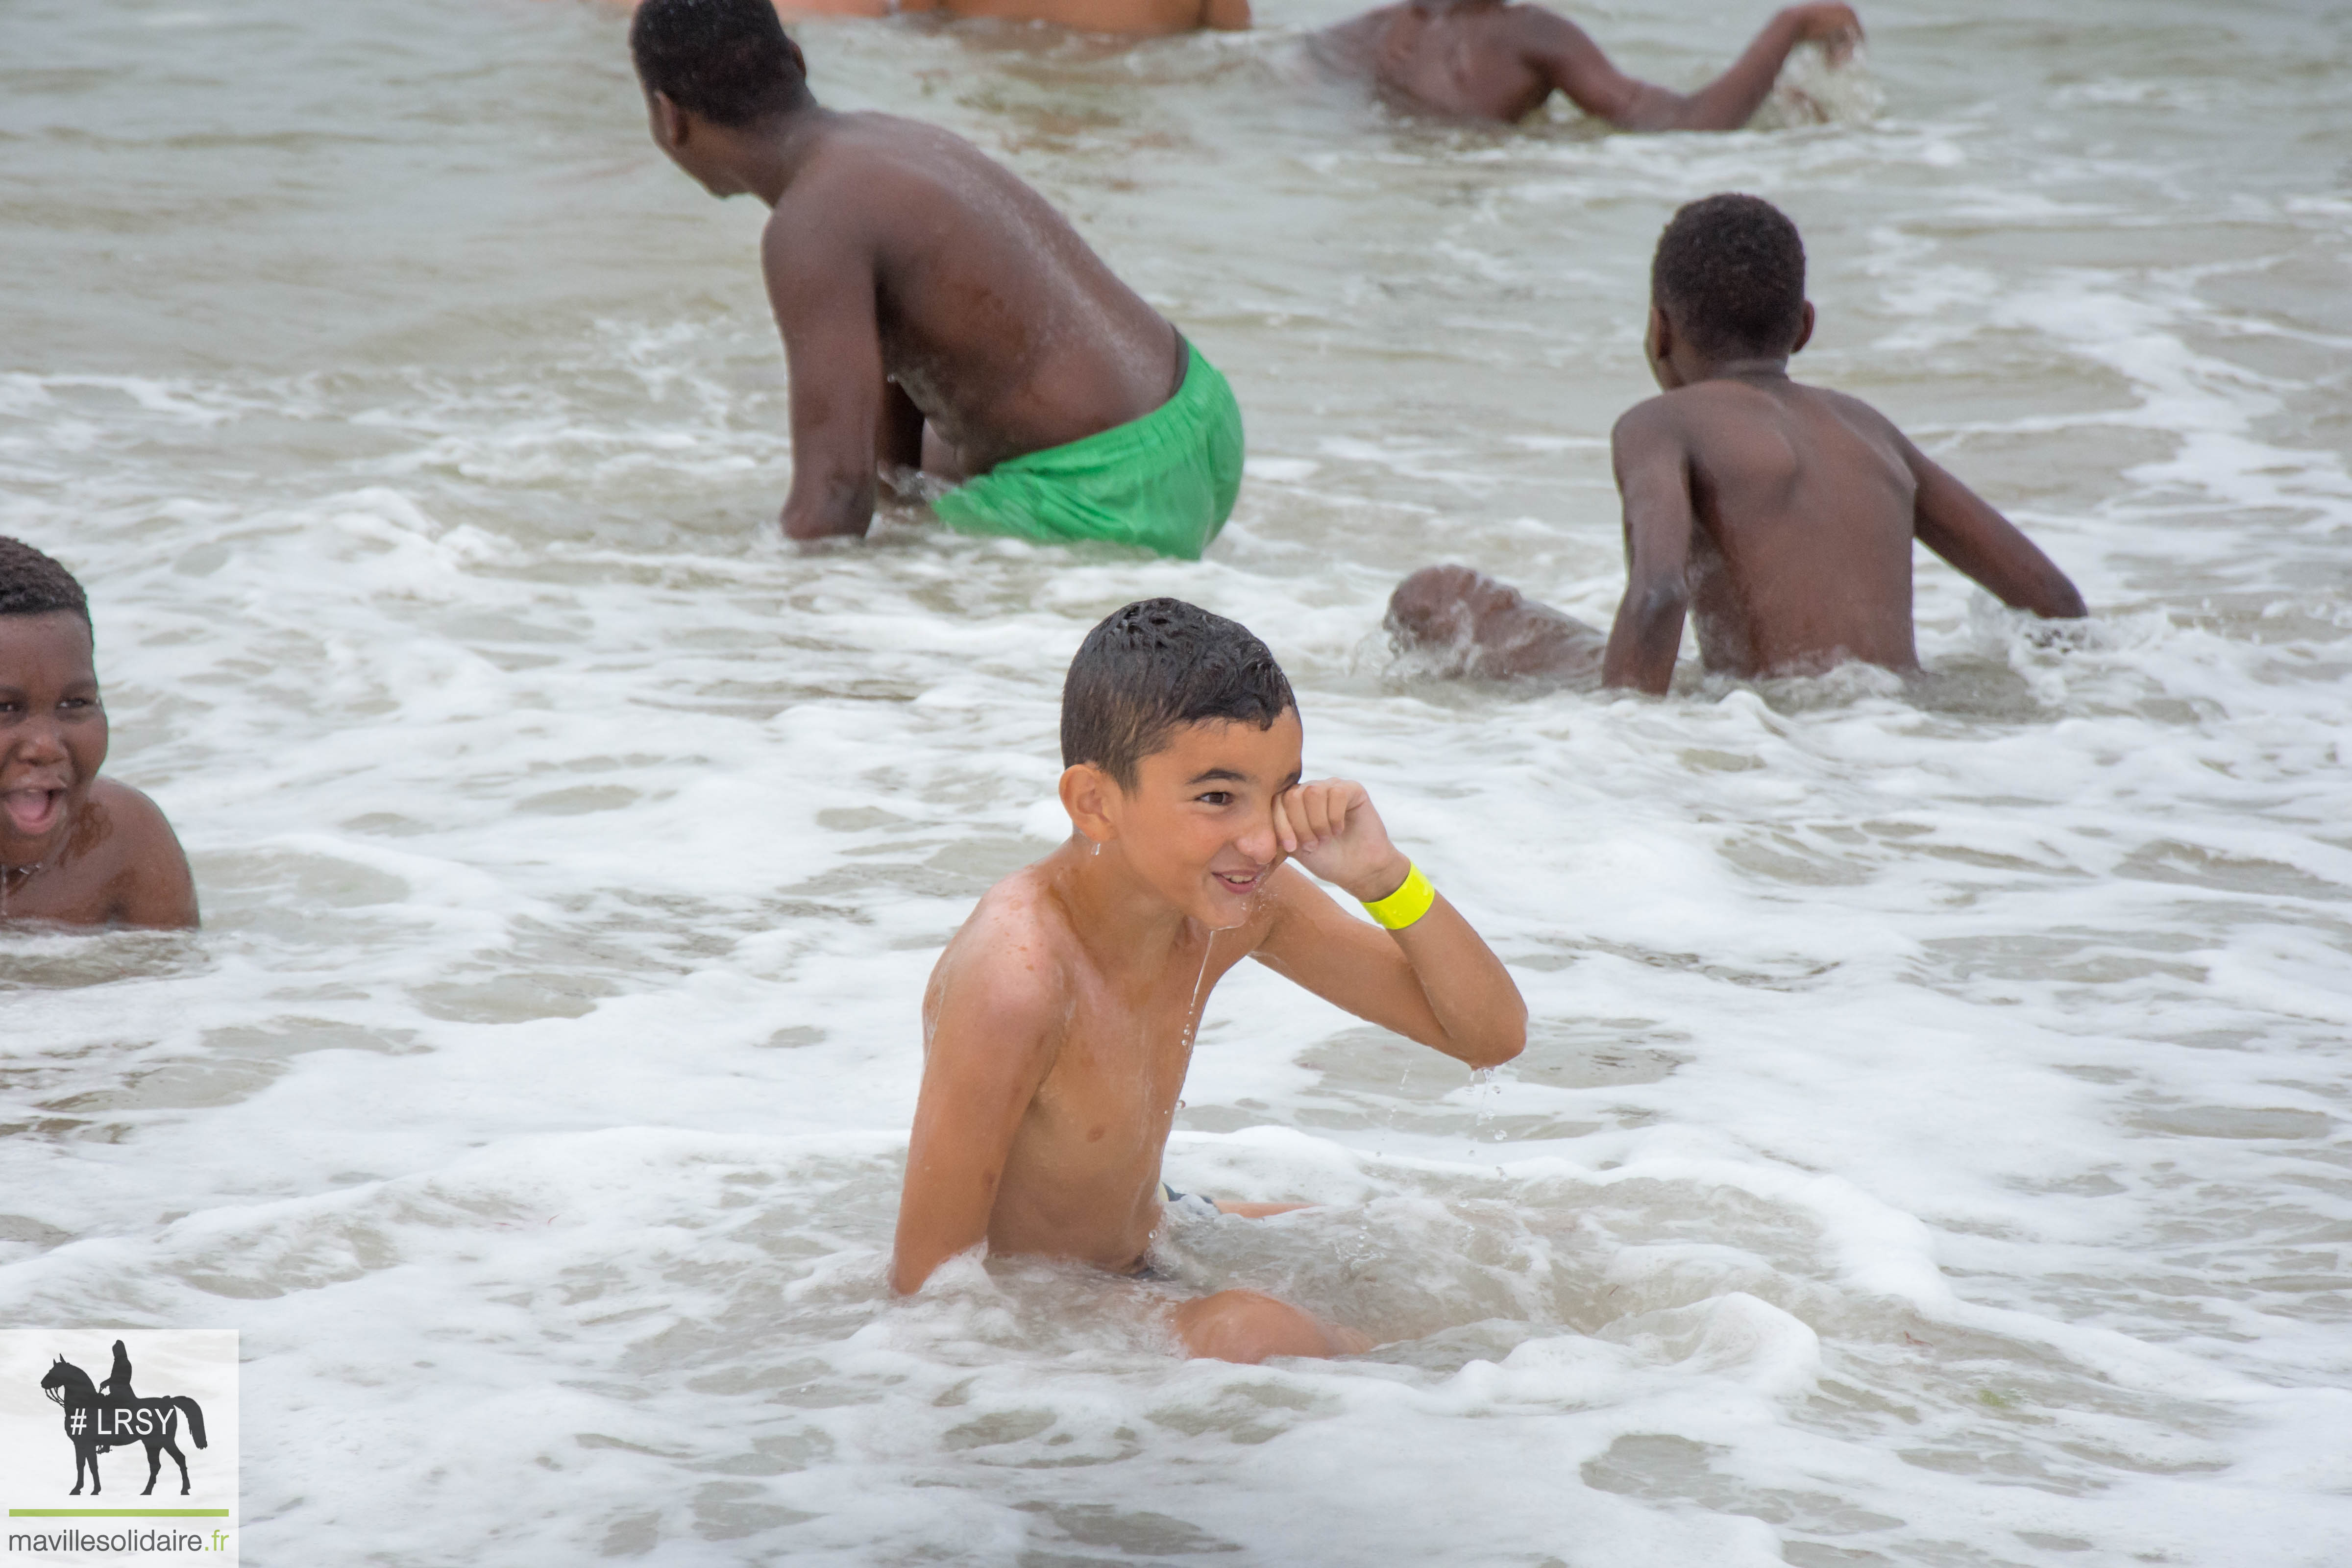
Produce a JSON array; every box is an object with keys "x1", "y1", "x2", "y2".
[
  {"x1": 0, "y1": 612, "x2": 107, "y2": 864},
  {"x1": 1105, "y1": 709, "x2": 1304, "y2": 930}
]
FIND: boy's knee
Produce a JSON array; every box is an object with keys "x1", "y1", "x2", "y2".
[{"x1": 1172, "y1": 1289, "x2": 1364, "y2": 1364}]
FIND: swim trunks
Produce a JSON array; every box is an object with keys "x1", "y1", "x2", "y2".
[
  {"x1": 931, "y1": 342, "x2": 1244, "y2": 560},
  {"x1": 1159, "y1": 1181, "x2": 1222, "y2": 1222}
]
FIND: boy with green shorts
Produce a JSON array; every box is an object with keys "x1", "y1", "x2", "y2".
[
  {"x1": 632, "y1": 0, "x2": 1243, "y2": 558},
  {"x1": 892, "y1": 599, "x2": 1525, "y2": 1361}
]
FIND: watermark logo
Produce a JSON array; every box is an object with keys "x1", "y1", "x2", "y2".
[{"x1": 1, "y1": 1331, "x2": 237, "y2": 1562}]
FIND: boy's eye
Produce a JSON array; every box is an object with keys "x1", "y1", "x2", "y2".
[{"x1": 1196, "y1": 791, "x2": 1232, "y2": 806}]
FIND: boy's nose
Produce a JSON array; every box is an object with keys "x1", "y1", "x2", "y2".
[
  {"x1": 7, "y1": 718, "x2": 70, "y2": 765},
  {"x1": 1235, "y1": 811, "x2": 1279, "y2": 866}
]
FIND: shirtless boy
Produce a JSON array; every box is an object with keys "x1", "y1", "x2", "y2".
[
  {"x1": 894, "y1": 599, "x2": 1525, "y2": 1362},
  {"x1": 631, "y1": 0, "x2": 1244, "y2": 557},
  {"x1": 1314, "y1": 1, "x2": 1862, "y2": 127},
  {"x1": 1390, "y1": 194, "x2": 2087, "y2": 693},
  {"x1": 0, "y1": 538, "x2": 198, "y2": 929}
]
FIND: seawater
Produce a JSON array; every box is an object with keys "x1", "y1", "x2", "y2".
[{"x1": 5, "y1": 0, "x2": 2352, "y2": 1562}]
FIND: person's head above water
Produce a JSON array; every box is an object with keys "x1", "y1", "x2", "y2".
[
  {"x1": 631, "y1": 0, "x2": 812, "y2": 125},
  {"x1": 632, "y1": 0, "x2": 816, "y2": 196},
  {"x1": 1646, "y1": 192, "x2": 1814, "y2": 382},
  {"x1": 1058, "y1": 599, "x2": 1300, "y2": 927},
  {"x1": 0, "y1": 537, "x2": 198, "y2": 928},
  {"x1": 1061, "y1": 599, "x2": 1296, "y2": 790},
  {"x1": 0, "y1": 537, "x2": 105, "y2": 867}
]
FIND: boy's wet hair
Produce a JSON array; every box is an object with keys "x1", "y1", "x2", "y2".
[
  {"x1": 1062, "y1": 599, "x2": 1295, "y2": 789},
  {"x1": 0, "y1": 538, "x2": 90, "y2": 628},
  {"x1": 631, "y1": 0, "x2": 810, "y2": 128},
  {"x1": 1651, "y1": 193, "x2": 1807, "y2": 358}
]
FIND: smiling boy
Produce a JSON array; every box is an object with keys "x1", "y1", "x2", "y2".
[
  {"x1": 893, "y1": 599, "x2": 1524, "y2": 1363},
  {"x1": 0, "y1": 538, "x2": 197, "y2": 929}
]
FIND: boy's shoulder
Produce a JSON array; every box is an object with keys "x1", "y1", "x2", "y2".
[
  {"x1": 1612, "y1": 376, "x2": 1893, "y2": 449},
  {"x1": 764, "y1": 114, "x2": 980, "y2": 254},
  {"x1": 86, "y1": 777, "x2": 195, "y2": 899},
  {"x1": 931, "y1": 862, "x2": 1082, "y2": 1019},
  {"x1": 87, "y1": 774, "x2": 169, "y2": 823},
  {"x1": 1609, "y1": 383, "x2": 1721, "y2": 456}
]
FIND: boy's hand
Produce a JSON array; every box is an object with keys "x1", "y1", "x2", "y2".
[
  {"x1": 1782, "y1": 2, "x2": 1862, "y2": 62},
  {"x1": 1274, "y1": 779, "x2": 1414, "y2": 906}
]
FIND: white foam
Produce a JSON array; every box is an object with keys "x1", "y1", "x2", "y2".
[{"x1": 6, "y1": 0, "x2": 2352, "y2": 1561}]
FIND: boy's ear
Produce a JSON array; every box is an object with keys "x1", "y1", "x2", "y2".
[
  {"x1": 1790, "y1": 300, "x2": 1815, "y2": 356},
  {"x1": 1644, "y1": 305, "x2": 1684, "y2": 391},
  {"x1": 1058, "y1": 763, "x2": 1119, "y2": 849},
  {"x1": 648, "y1": 90, "x2": 689, "y2": 152}
]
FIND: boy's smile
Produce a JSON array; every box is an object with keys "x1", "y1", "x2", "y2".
[{"x1": 0, "y1": 611, "x2": 107, "y2": 865}]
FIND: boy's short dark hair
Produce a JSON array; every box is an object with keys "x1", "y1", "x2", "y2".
[
  {"x1": 630, "y1": 0, "x2": 809, "y2": 127},
  {"x1": 1651, "y1": 193, "x2": 1807, "y2": 359},
  {"x1": 0, "y1": 537, "x2": 90, "y2": 627},
  {"x1": 1062, "y1": 599, "x2": 1296, "y2": 789}
]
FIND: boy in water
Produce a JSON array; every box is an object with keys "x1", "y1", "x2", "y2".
[
  {"x1": 1390, "y1": 194, "x2": 2087, "y2": 692},
  {"x1": 630, "y1": 0, "x2": 1244, "y2": 557},
  {"x1": 1313, "y1": 0, "x2": 1862, "y2": 126},
  {"x1": 0, "y1": 538, "x2": 198, "y2": 929},
  {"x1": 894, "y1": 600, "x2": 1525, "y2": 1363}
]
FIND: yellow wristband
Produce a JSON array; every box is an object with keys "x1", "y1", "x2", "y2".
[{"x1": 1360, "y1": 862, "x2": 1437, "y2": 930}]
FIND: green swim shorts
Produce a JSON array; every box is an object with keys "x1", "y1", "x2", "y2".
[{"x1": 932, "y1": 342, "x2": 1244, "y2": 560}]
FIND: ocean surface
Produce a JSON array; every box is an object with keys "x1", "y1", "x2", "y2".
[{"x1": 5, "y1": 0, "x2": 2352, "y2": 1562}]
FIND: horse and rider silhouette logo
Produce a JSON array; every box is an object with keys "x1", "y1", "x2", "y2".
[{"x1": 37, "y1": 1338, "x2": 209, "y2": 1496}]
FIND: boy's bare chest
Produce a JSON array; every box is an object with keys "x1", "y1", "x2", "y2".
[
  {"x1": 1, "y1": 813, "x2": 129, "y2": 924},
  {"x1": 1025, "y1": 954, "x2": 1234, "y2": 1149}
]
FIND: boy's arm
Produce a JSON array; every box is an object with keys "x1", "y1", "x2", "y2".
[
  {"x1": 891, "y1": 941, "x2": 1061, "y2": 1296},
  {"x1": 1201, "y1": 0, "x2": 1250, "y2": 29},
  {"x1": 1529, "y1": 4, "x2": 1860, "y2": 132},
  {"x1": 1601, "y1": 401, "x2": 1697, "y2": 694},
  {"x1": 1901, "y1": 434, "x2": 2088, "y2": 620},
  {"x1": 1250, "y1": 782, "x2": 1524, "y2": 1070},
  {"x1": 761, "y1": 197, "x2": 886, "y2": 541}
]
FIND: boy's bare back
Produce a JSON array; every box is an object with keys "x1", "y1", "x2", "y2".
[
  {"x1": 766, "y1": 112, "x2": 1177, "y2": 481},
  {"x1": 1614, "y1": 375, "x2": 1936, "y2": 678}
]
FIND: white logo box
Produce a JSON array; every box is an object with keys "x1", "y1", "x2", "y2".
[{"x1": 0, "y1": 1331, "x2": 238, "y2": 1566}]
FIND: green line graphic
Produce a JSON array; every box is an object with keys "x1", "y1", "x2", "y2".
[{"x1": 8, "y1": 1508, "x2": 231, "y2": 1517}]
